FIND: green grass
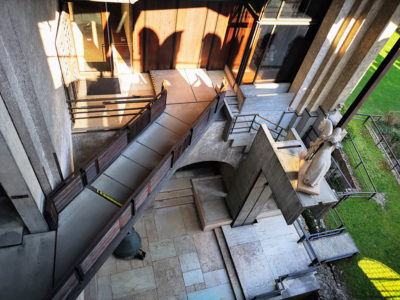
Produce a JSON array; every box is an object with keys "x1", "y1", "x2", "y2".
[{"x1": 328, "y1": 31, "x2": 400, "y2": 299}]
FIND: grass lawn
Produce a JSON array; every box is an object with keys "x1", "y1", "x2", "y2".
[{"x1": 328, "y1": 31, "x2": 400, "y2": 299}]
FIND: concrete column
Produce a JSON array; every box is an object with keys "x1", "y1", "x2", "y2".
[
  {"x1": 0, "y1": 132, "x2": 48, "y2": 233},
  {"x1": 0, "y1": 0, "x2": 73, "y2": 194},
  {"x1": 290, "y1": 0, "x2": 400, "y2": 114}
]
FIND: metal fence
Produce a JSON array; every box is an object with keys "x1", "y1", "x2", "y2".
[
  {"x1": 303, "y1": 126, "x2": 377, "y2": 204},
  {"x1": 354, "y1": 113, "x2": 400, "y2": 176}
]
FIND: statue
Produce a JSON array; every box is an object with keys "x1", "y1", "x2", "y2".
[{"x1": 297, "y1": 118, "x2": 345, "y2": 195}]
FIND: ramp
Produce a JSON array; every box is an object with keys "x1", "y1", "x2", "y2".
[{"x1": 309, "y1": 232, "x2": 359, "y2": 263}]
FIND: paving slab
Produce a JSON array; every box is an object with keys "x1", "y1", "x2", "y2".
[
  {"x1": 131, "y1": 289, "x2": 158, "y2": 300},
  {"x1": 203, "y1": 269, "x2": 230, "y2": 289},
  {"x1": 91, "y1": 174, "x2": 133, "y2": 204},
  {"x1": 55, "y1": 188, "x2": 119, "y2": 282},
  {"x1": 184, "y1": 69, "x2": 217, "y2": 102},
  {"x1": 183, "y1": 269, "x2": 204, "y2": 287},
  {"x1": 0, "y1": 231, "x2": 55, "y2": 300},
  {"x1": 149, "y1": 239, "x2": 176, "y2": 261},
  {"x1": 154, "y1": 206, "x2": 186, "y2": 240},
  {"x1": 180, "y1": 204, "x2": 202, "y2": 235},
  {"x1": 174, "y1": 235, "x2": 197, "y2": 256},
  {"x1": 152, "y1": 69, "x2": 196, "y2": 103},
  {"x1": 179, "y1": 252, "x2": 201, "y2": 272},
  {"x1": 193, "y1": 231, "x2": 225, "y2": 273},
  {"x1": 104, "y1": 155, "x2": 149, "y2": 190},
  {"x1": 221, "y1": 224, "x2": 259, "y2": 248},
  {"x1": 229, "y1": 241, "x2": 276, "y2": 299},
  {"x1": 137, "y1": 122, "x2": 180, "y2": 155},
  {"x1": 152, "y1": 257, "x2": 186, "y2": 300},
  {"x1": 122, "y1": 141, "x2": 163, "y2": 171},
  {"x1": 187, "y1": 283, "x2": 235, "y2": 300},
  {"x1": 111, "y1": 266, "x2": 156, "y2": 298},
  {"x1": 165, "y1": 102, "x2": 210, "y2": 126},
  {"x1": 98, "y1": 275, "x2": 113, "y2": 300},
  {"x1": 155, "y1": 113, "x2": 191, "y2": 137}
]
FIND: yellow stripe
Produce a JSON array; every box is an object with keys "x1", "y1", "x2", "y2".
[
  {"x1": 149, "y1": 71, "x2": 157, "y2": 95},
  {"x1": 96, "y1": 189, "x2": 122, "y2": 207}
]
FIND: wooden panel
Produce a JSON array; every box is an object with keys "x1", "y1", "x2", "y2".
[
  {"x1": 53, "y1": 175, "x2": 84, "y2": 213},
  {"x1": 150, "y1": 154, "x2": 172, "y2": 193},
  {"x1": 84, "y1": 160, "x2": 98, "y2": 184},
  {"x1": 227, "y1": 5, "x2": 255, "y2": 78},
  {"x1": 192, "y1": 107, "x2": 211, "y2": 139},
  {"x1": 134, "y1": 185, "x2": 149, "y2": 210},
  {"x1": 52, "y1": 272, "x2": 79, "y2": 300},
  {"x1": 98, "y1": 132, "x2": 128, "y2": 171},
  {"x1": 209, "y1": 2, "x2": 235, "y2": 69},
  {"x1": 174, "y1": 1, "x2": 208, "y2": 69},
  {"x1": 172, "y1": 132, "x2": 191, "y2": 165},
  {"x1": 145, "y1": 0, "x2": 177, "y2": 70},
  {"x1": 79, "y1": 220, "x2": 120, "y2": 274},
  {"x1": 129, "y1": 108, "x2": 150, "y2": 141},
  {"x1": 132, "y1": 1, "x2": 145, "y2": 72},
  {"x1": 119, "y1": 203, "x2": 132, "y2": 228},
  {"x1": 199, "y1": 2, "x2": 219, "y2": 68},
  {"x1": 150, "y1": 91, "x2": 167, "y2": 121}
]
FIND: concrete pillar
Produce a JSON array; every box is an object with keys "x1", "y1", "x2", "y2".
[
  {"x1": 0, "y1": 0, "x2": 72, "y2": 195},
  {"x1": 290, "y1": 0, "x2": 400, "y2": 114},
  {"x1": 0, "y1": 131, "x2": 48, "y2": 233}
]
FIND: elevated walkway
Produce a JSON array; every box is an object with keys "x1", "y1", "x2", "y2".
[{"x1": 0, "y1": 69, "x2": 227, "y2": 299}]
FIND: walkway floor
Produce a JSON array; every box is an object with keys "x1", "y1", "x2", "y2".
[
  {"x1": 222, "y1": 215, "x2": 311, "y2": 299},
  {"x1": 83, "y1": 169, "x2": 235, "y2": 300}
]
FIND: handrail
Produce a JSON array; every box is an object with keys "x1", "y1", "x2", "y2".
[
  {"x1": 48, "y1": 81, "x2": 227, "y2": 299},
  {"x1": 230, "y1": 113, "x2": 288, "y2": 141},
  {"x1": 44, "y1": 83, "x2": 168, "y2": 228}
]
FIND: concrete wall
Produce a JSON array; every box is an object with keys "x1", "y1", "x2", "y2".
[
  {"x1": 290, "y1": 0, "x2": 400, "y2": 114},
  {"x1": 0, "y1": 0, "x2": 72, "y2": 199},
  {"x1": 177, "y1": 121, "x2": 244, "y2": 170}
]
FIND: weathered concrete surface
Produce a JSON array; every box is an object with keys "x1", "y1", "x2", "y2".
[
  {"x1": 291, "y1": 0, "x2": 400, "y2": 113},
  {"x1": 0, "y1": 130, "x2": 48, "y2": 233},
  {"x1": 0, "y1": 195, "x2": 23, "y2": 247},
  {"x1": 177, "y1": 121, "x2": 244, "y2": 169},
  {"x1": 0, "y1": 231, "x2": 56, "y2": 300},
  {"x1": 0, "y1": 0, "x2": 71, "y2": 195}
]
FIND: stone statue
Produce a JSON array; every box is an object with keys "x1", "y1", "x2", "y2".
[
  {"x1": 304, "y1": 117, "x2": 333, "y2": 161},
  {"x1": 303, "y1": 127, "x2": 343, "y2": 187},
  {"x1": 297, "y1": 118, "x2": 345, "y2": 195}
]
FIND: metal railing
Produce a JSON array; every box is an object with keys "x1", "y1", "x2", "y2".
[
  {"x1": 303, "y1": 126, "x2": 377, "y2": 203},
  {"x1": 44, "y1": 84, "x2": 168, "y2": 229},
  {"x1": 356, "y1": 113, "x2": 400, "y2": 175},
  {"x1": 230, "y1": 113, "x2": 288, "y2": 141}
]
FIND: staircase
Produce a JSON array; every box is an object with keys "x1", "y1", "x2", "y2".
[
  {"x1": 0, "y1": 74, "x2": 227, "y2": 299},
  {"x1": 294, "y1": 219, "x2": 359, "y2": 266}
]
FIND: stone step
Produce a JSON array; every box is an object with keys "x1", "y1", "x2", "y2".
[
  {"x1": 155, "y1": 188, "x2": 193, "y2": 201},
  {"x1": 160, "y1": 177, "x2": 192, "y2": 193},
  {"x1": 240, "y1": 83, "x2": 290, "y2": 95},
  {"x1": 230, "y1": 133, "x2": 256, "y2": 148},
  {"x1": 225, "y1": 96, "x2": 238, "y2": 105},
  {"x1": 214, "y1": 227, "x2": 245, "y2": 300},
  {"x1": 309, "y1": 232, "x2": 359, "y2": 263},
  {"x1": 154, "y1": 195, "x2": 194, "y2": 209}
]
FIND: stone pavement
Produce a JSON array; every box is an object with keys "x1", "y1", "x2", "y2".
[{"x1": 84, "y1": 170, "x2": 235, "y2": 300}]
